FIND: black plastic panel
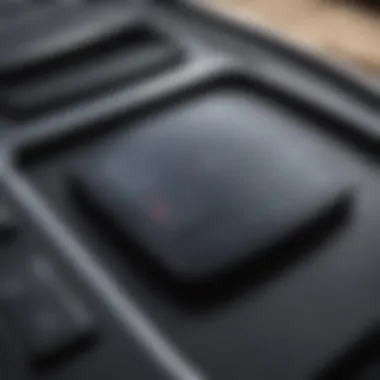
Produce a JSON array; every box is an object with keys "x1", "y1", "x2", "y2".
[{"x1": 2, "y1": 1, "x2": 380, "y2": 380}]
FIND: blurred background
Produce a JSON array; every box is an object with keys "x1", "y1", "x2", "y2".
[{"x1": 204, "y1": 0, "x2": 380, "y2": 76}]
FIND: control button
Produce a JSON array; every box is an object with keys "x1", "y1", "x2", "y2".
[
  {"x1": 2, "y1": 31, "x2": 179, "y2": 118},
  {"x1": 0, "y1": 2, "x2": 180, "y2": 119},
  {"x1": 0, "y1": 255, "x2": 95, "y2": 366},
  {"x1": 71, "y1": 91, "x2": 352, "y2": 284},
  {"x1": 0, "y1": 3, "x2": 135, "y2": 73}
]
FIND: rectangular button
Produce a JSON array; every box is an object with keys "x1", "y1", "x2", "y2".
[
  {"x1": 0, "y1": 255, "x2": 95, "y2": 366},
  {"x1": 71, "y1": 88, "x2": 351, "y2": 285},
  {"x1": 0, "y1": 2, "x2": 180, "y2": 119},
  {"x1": 0, "y1": 3, "x2": 136, "y2": 73},
  {"x1": 2, "y1": 29, "x2": 179, "y2": 118}
]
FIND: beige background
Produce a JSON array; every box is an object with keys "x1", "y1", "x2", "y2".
[{"x1": 206, "y1": 0, "x2": 380, "y2": 76}]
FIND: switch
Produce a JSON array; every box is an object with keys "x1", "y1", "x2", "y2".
[
  {"x1": 70, "y1": 90, "x2": 352, "y2": 284},
  {"x1": 0, "y1": 254, "x2": 95, "y2": 367}
]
